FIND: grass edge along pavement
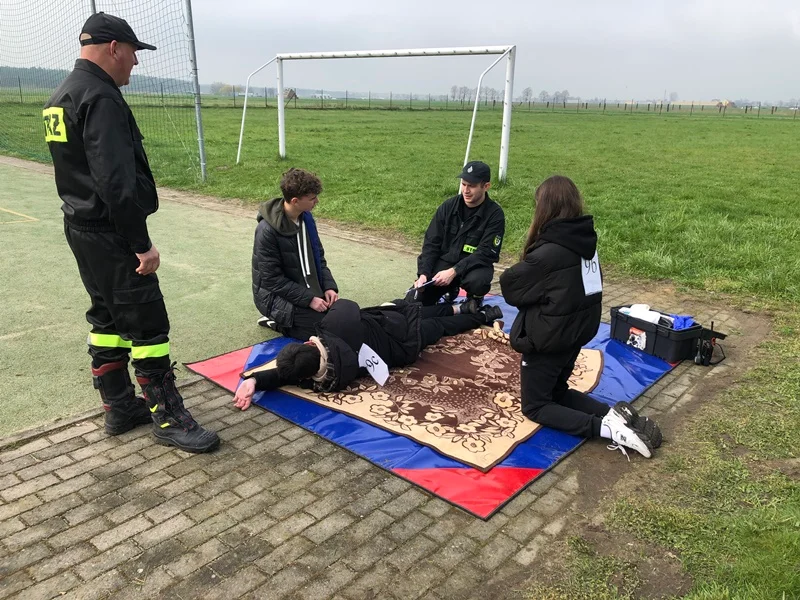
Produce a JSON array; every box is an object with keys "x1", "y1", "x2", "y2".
[{"x1": 523, "y1": 298, "x2": 800, "y2": 600}]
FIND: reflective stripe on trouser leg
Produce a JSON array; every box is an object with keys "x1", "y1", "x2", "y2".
[
  {"x1": 131, "y1": 342, "x2": 170, "y2": 360},
  {"x1": 87, "y1": 332, "x2": 132, "y2": 349}
]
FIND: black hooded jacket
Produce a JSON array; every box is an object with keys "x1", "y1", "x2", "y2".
[
  {"x1": 499, "y1": 216, "x2": 602, "y2": 355},
  {"x1": 251, "y1": 198, "x2": 337, "y2": 330},
  {"x1": 311, "y1": 299, "x2": 423, "y2": 392}
]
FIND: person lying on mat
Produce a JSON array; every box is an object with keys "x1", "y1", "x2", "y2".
[
  {"x1": 252, "y1": 167, "x2": 339, "y2": 341},
  {"x1": 232, "y1": 298, "x2": 503, "y2": 410},
  {"x1": 499, "y1": 175, "x2": 663, "y2": 459}
]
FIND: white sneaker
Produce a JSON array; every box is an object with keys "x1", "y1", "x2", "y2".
[
  {"x1": 600, "y1": 412, "x2": 654, "y2": 459},
  {"x1": 257, "y1": 316, "x2": 277, "y2": 329},
  {"x1": 608, "y1": 401, "x2": 663, "y2": 448}
]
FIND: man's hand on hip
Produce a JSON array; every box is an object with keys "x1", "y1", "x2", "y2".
[{"x1": 135, "y1": 245, "x2": 160, "y2": 275}]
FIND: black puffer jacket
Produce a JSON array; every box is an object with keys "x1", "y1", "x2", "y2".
[
  {"x1": 312, "y1": 299, "x2": 423, "y2": 392},
  {"x1": 251, "y1": 198, "x2": 337, "y2": 330},
  {"x1": 500, "y1": 216, "x2": 602, "y2": 355}
]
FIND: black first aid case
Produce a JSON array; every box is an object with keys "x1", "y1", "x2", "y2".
[{"x1": 610, "y1": 305, "x2": 703, "y2": 363}]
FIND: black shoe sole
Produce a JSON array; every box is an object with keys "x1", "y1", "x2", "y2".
[
  {"x1": 152, "y1": 431, "x2": 220, "y2": 453},
  {"x1": 613, "y1": 401, "x2": 663, "y2": 449}
]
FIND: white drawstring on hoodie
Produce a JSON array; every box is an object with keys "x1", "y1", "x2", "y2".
[{"x1": 296, "y1": 220, "x2": 312, "y2": 288}]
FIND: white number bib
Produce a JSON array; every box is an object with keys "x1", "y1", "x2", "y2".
[
  {"x1": 358, "y1": 343, "x2": 389, "y2": 386},
  {"x1": 581, "y1": 250, "x2": 602, "y2": 296}
]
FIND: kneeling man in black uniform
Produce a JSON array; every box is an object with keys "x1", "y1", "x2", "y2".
[{"x1": 406, "y1": 161, "x2": 505, "y2": 313}]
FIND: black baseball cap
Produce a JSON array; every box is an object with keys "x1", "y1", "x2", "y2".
[
  {"x1": 458, "y1": 161, "x2": 491, "y2": 184},
  {"x1": 79, "y1": 12, "x2": 156, "y2": 51}
]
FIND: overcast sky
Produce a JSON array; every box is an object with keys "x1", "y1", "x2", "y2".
[{"x1": 183, "y1": 0, "x2": 799, "y2": 102}]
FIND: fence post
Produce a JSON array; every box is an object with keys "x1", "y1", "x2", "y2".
[
  {"x1": 368, "y1": 91, "x2": 371, "y2": 109},
  {"x1": 345, "y1": 90, "x2": 348, "y2": 109},
  {"x1": 160, "y1": 82, "x2": 164, "y2": 104},
  {"x1": 603, "y1": 100, "x2": 606, "y2": 113},
  {"x1": 723, "y1": 105, "x2": 727, "y2": 117},
  {"x1": 233, "y1": 85, "x2": 236, "y2": 108},
  {"x1": 18, "y1": 76, "x2": 23, "y2": 103},
  {"x1": 321, "y1": 90, "x2": 324, "y2": 109},
  {"x1": 389, "y1": 92, "x2": 392, "y2": 109},
  {"x1": 659, "y1": 102, "x2": 663, "y2": 115},
  {"x1": 757, "y1": 102, "x2": 760, "y2": 118},
  {"x1": 409, "y1": 92, "x2": 412, "y2": 110},
  {"x1": 428, "y1": 94, "x2": 431, "y2": 110},
  {"x1": 690, "y1": 102, "x2": 693, "y2": 116}
]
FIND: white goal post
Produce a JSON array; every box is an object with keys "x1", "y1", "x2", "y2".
[{"x1": 235, "y1": 45, "x2": 516, "y2": 181}]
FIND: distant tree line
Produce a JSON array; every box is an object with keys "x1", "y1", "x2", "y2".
[{"x1": 0, "y1": 66, "x2": 190, "y2": 95}]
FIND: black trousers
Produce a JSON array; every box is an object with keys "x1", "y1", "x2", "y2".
[
  {"x1": 64, "y1": 222, "x2": 171, "y2": 375},
  {"x1": 520, "y1": 345, "x2": 610, "y2": 438},
  {"x1": 412, "y1": 258, "x2": 494, "y2": 306},
  {"x1": 285, "y1": 306, "x2": 326, "y2": 341},
  {"x1": 419, "y1": 304, "x2": 484, "y2": 348}
]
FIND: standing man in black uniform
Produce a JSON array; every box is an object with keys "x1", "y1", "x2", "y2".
[
  {"x1": 407, "y1": 161, "x2": 505, "y2": 311},
  {"x1": 43, "y1": 12, "x2": 219, "y2": 453}
]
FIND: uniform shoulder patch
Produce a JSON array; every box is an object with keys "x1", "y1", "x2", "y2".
[
  {"x1": 43, "y1": 107, "x2": 68, "y2": 143},
  {"x1": 493, "y1": 235, "x2": 502, "y2": 247}
]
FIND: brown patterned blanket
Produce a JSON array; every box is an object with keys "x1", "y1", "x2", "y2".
[{"x1": 246, "y1": 325, "x2": 603, "y2": 471}]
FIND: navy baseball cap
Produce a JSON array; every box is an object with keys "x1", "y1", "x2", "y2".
[
  {"x1": 458, "y1": 161, "x2": 491, "y2": 183},
  {"x1": 79, "y1": 12, "x2": 156, "y2": 51}
]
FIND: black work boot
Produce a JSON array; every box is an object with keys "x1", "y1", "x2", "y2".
[
  {"x1": 92, "y1": 360, "x2": 152, "y2": 435},
  {"x1": 479, "y1": 305, "x2": 504, "y2": 324},
  {"x1": 136, "y1": 368, "x2": 220, "y2": 453}
]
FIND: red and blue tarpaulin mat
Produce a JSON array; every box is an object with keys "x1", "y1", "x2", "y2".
[{"x1": 186, "y1": 296, "x2": 673, "y2": 519}]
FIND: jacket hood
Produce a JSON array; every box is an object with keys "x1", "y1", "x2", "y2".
[
  {"x1": 257, "y1": 197, "x2": 297, "y2": 235},
  {"x1": 536, "y1": 215, "x2": 597, "y2": 260}
]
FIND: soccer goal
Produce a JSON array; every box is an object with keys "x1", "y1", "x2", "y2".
[{"x1": 235, "y1": 46, "x2": 516, "y2": 182}]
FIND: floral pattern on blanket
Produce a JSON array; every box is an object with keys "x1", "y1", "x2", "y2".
[{"x1": 281, "y1": 326, "x2": 603, "y2": 472}]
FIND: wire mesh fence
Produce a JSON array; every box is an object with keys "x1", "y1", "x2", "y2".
[
  {"x1": 203, "y1": 87, "x2": 800, "y2": 119},
  {"x1": 0, "y1": 0, "x2": 203, "y2": 181}
]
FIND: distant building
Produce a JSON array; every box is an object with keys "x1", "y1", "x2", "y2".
[{"x1": 310, "y1": 93, "x2": 334, "y2": 100}]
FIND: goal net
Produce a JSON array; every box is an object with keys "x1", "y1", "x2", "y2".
[{"x1": 0, "y1": 0, "x2": 205, "y2": 181}]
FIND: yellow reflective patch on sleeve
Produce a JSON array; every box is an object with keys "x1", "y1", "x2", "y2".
[
  {"x1": 42, "y1": 107, "x2": 67, "y2": 142},
  {"x1": 462, "y1": 244, "x2": 476, "y2": 254}
]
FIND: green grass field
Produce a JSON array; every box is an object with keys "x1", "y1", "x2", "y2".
[
  {"x1": 8, "y1": 103, "x2": 794, "y2": 300},
  {"x1": 1, "y1": 101, "x2": 798, "y2": 599}
]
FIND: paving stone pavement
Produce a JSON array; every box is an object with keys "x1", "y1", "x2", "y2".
[{"x1": 0, "y1": 277, "x2": 761, "y2": 600}]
